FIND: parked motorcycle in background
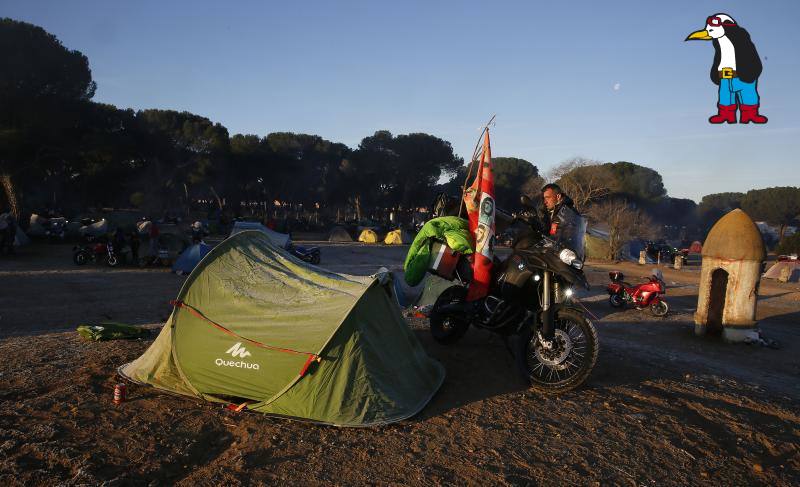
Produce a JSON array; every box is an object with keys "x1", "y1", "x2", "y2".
[
  {"x1": 606, "y1": 269, "x2": 669, "y2": 316},
  {"x1": 288, "y1": 243, "x2": 321, "y2": 265},
  {"x1": 73, "y1": 236, "x2": 120, "y2": 267}
]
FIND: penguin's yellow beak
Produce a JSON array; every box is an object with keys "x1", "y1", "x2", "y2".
[{"x1": 685, "y1": 29, "x2": 712, "y2": 41}]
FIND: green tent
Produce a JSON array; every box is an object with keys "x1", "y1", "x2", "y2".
[{"x1": 119, "y1": 231, "x2": 444, "y2": 427}]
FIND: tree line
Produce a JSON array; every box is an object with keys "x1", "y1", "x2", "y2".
[{"x1": 1, "y1": 18, "x2": 798, "y2": 255}]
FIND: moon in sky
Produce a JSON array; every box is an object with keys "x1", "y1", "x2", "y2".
[{"x1": 613, "y1": 83, "x2": 621, "y2": 91}]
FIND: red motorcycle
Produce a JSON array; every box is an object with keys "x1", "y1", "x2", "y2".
[
  {"x1": 73, "y1": 237, "x2": 119, "y2": 267},
  {"x1": 606, "y1": 270, "x2": 668, "y2": 316}
]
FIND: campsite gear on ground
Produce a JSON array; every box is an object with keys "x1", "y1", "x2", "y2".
[
  {"x1": 607, "y1": 269, "x2": 669, "y2": 316},
  {"x1": 403, "y1": 216, "x2": 474, "y2": 287},
  {"x1": 73, "y1": 236, "x2": 120, "y2": 267},
  {"x1": 113, "y1": 383, "x2": 127, "y2": 404},
  {"x1": 424, "y1": 201, "x2": 598, "y2": 394},
  {"x1": 76, "y1": 322, "x2": 150, "y2": 341},
  {"x1": 287, "y1": 243, "x2": 321, "y2": 265},
  {"x1": 119, "y1": 230, "x2": 444, "y2": 427}
]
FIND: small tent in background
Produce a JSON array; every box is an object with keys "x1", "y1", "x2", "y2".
[
  {"x1": 358, "y1": 229, "x2": 379, "y2": 243},
  {"x1": 689, "y1": 241, "x2": 703, "y2": 253},
  {"x1": 80, "y1": 219, "x2": 109, "y2": 237},
  {"x1": 584, "y1": 227, "x2": 611, "y2": 260},
  {"x1": 119, "y1": 231, "x2": 445, "y2": 426},
  {"x1": 328, "y1": 226, "x2": 353, "y2": 242},
  {"x1": 763, "y1": 261, "x2": 800, "y2": 282},
  {"x1": 172, "y1": 242, "x2": 212, "y2": 275},
  {"x1": 27, "y1": 214, "x2": 47, "y2": 236},
  {"x1": 229, "y1": 221, "x2": 290, "y2": 249},
  {"x1": 14, "y1": 228, "x2": 30, "y2": 247},
  {"x1": 384, "y1": 228, "x2": 412, "y2": 245}
]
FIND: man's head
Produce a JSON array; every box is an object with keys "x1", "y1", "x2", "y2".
[{"x1": 541, "y1": 183, "x2": 564, "y2": 211}]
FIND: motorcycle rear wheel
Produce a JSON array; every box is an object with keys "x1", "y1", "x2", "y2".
[
  {"x1": 650, "y1": 300, "x2": 669, "y2": 317},
  {"x1": 107, "y1": 255, "x2": 119, "y2": 267},
  {"x1": 429, "y1": 286, "x2": 470, "y2": 345},
  {"x1": 608, "y1": 294, "x2": 624, "y2": 308},
  {"x1": 516, "y1": 308, "x2": 599, "y2": 394}
]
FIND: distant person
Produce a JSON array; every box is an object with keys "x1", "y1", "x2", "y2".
[
  {"x1": 148, "y1": 221, "x2": 160, "y2": 263},
  {"x1": 191, "y1": 221, "x2": 206, "y2": 244},
  {"x1": 113, "y1": 227, "x2": 127, "y2": 262}
]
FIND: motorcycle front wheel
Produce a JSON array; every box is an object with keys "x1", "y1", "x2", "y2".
[
  {"x1": 73, "y1": 251, "x2": 89, "y2": 266},
  {"x1": 106, "y1": 255, "x2": 119, "y2": 267},
  {"x1": 311, "y1": 254, "x2": 320, "y2": 265},
  {"x1": 429, "y1": 286, "x2": 470, "y2": 345},
  {"x1": 516, "y1": 308, "x2": 599, "y2": 394},
  {"x1": 650, "y1": 300, "x2": 669, "y2": 317}
]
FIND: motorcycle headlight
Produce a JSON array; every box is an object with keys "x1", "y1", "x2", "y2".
[
  {"x1": 559, "y1": 248, "x2": 577, "y2": 265},
  {"x1": 564, "y1": 287, "x2": 574, "y2": 298},
  {"x1": 559, "y1": 248, "x2": 583, "y2": 269}
]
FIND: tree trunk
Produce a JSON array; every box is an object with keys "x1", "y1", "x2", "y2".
[
  {"x1": 355, "y1": 196, "x2": 362, "y2": 222},
  {"x1": 209, "y1": 185, "x2": 224, "y2": 211},
  {"x1": 0, "y1": 173, "x2": 20, "y2": 219},
  {"x1": 779, "y1": 224, "x2": 786, "y2": 244}
]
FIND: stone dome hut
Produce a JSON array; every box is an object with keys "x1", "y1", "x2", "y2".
[{"x1": 694, "y1": 209, "x2": 766, "y2": 342}]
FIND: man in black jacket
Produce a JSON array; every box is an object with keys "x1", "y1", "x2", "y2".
[{"x1": 541, "y1": 184, "x2": 583, "y2": 249}]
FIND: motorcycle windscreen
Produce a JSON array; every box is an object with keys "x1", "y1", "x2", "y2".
[{"x1": 557, "y1": 212, "x2": 587, "y2": 261}]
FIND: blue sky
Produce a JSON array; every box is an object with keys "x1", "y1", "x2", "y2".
[{"x1": 4, "y1": 0, "x2": 799, "y2": 201}]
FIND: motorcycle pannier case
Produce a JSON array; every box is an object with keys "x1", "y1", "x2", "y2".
[{"x1": 428, "y1": 240, "x2": 461, "y2": 281}]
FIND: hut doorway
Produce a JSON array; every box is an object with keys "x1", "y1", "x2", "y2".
[{"x1": 707, "y1": 268, "x2": 728, "y2": 333}]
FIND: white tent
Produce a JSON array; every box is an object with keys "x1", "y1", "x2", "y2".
[
  {"x1": 79, "y1": 218, "x2": 109, "y2": 237},
  {"x1": 764, "y1": 261, "x2": 800, "y2": 282},
  {"x1": 229, "y1": 221, "x2": 291, "y2": 249}
]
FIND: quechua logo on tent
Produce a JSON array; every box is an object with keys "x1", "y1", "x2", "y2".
[{"x1": 215, "y1": 342, "x2": 260, "y2": 370}]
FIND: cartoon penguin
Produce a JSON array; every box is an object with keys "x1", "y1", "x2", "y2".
[{"x1": 686, "y1": 13, "x2": 767, "y2": 124}]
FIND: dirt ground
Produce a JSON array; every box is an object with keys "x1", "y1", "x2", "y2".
[{"x1": 1, "y1": 242, "x2": 799, "y2": 486}]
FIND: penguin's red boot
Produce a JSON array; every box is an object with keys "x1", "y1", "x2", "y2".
[
  {"x1": 709, "y1": 104, "x2": 737, "y2": 124},
  {"x1": 739, "y1": 104, "x2": 768, "y2": 124}
]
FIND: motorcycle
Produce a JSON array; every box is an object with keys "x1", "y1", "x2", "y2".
[
  {"x1": 288, "y1": 243, "x2": 321, "y2": 265},
  {"x1": 606, "y1": 269, "x2": 668, "y2": 316},
  {"x1": 73, "y1": 236, "x2": 120, "y2": 267},
  {"x1": 428, "y1": 198, "x2": 598, "y2": 394}
]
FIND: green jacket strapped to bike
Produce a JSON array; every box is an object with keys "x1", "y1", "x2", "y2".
[{"x1": 403, "y1": 216, "x2": 474, "y2": 286}]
